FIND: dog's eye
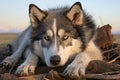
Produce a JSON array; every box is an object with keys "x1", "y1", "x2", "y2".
[
  {"x1": 63, "y1": 35, "x2": 69, "y2": 40},
  {"x1": 44, "y1": 35, "x2": 50, "y2": 41}
]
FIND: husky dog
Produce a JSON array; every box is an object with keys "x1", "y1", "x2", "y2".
[{"x1": 1, "y1": 2, "x2": 102, "y2": 79}]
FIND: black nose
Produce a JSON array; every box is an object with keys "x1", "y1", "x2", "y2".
[{"x1": 50, "y1": 55, "x2": 61, "y2": 65}]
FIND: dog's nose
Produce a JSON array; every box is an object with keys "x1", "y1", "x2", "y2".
[{"x1": 50, "y1": 55, "x2": 61, "y2": 65}]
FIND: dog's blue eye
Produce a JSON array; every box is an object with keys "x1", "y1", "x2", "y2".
[
  {"x1": 44, "y1": 35, "x2": 50, "y2": 41},
  {"x1": 63, "y1": 35, "x2": 69, "y2": 40}
]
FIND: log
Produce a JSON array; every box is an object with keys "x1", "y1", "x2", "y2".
[
  {"x1": 1, "y1": 71, "x2": 120, "y2": 80},
  {"x1": 95, "y1": 24, "x2": 115, "y2": 48}
]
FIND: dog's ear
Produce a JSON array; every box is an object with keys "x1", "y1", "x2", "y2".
[
  {"x1": 66, "y1": 2, "x2": 83, "y2": 26},
  {"x1": 29, "y1": 4, "x2": 47, "y2": 28}
]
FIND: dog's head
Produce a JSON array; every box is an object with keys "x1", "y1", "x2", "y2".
[{"x1": 29, "y1": 2, "x2": 95, "y2": 67}]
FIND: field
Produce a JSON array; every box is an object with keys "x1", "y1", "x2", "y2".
[
  {"x1": 114, "y1": 34, "x2": 120, "y2": 43},
  {"x1": 0, "y1": 33, "x2": 17, "y2": 44},
  {"x1": 0, "y1": 33, "x2": 17, "y2": 47}
]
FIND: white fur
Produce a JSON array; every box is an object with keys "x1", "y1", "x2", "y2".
[
  {"x1": 58, "y1": 29, "x2": 65, "y2": 39},
  {"x1": 52, "y1": 18, "x2": 57, "y2": 51},
  {"x1": 64, "y1": 40, "x2": 102, "y2": 79},
  {"x1": 42, "y1": 37, "x2": 82, "y2": 67},
  {"x1": 64, "y1": 52, "x2": 90, "y2": 78},
  {"x1": 15, "y1": 52, "x2": 39, "y2": 76},
  {"x1": 47, "y1": 30, "x2": 53, "y2": 37}
]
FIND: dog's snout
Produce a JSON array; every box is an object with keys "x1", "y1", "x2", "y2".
[{"x1": 50, "y1": 55, "x2": 61, "y2": 65}]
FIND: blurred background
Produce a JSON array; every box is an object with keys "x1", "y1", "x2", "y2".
[{"x1": 0, "y1": 0, "x2": 120, "y2": 33}]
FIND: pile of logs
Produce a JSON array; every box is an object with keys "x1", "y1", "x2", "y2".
[{"x1": 96, "y1": 24, "x2": 120, "y2": 63}]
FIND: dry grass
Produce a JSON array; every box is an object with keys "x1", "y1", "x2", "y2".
[
  {"x1": 114, "y1": 34, "x2": 120, "y2": 43},
  {"x1": 0, "y1": 33, "x2": 17, "y2": 47}
]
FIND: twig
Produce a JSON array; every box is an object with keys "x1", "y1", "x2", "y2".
[
  {"x1": 85, "y1": 73, "x2": 120, "y2": 79},
  {"x1": 108, "y1": 56, "x2": 120, "y2": 64},
  {"x1": 19, "y1": 71, "x2": 120, "y2": 80},
  {"x1": 102, "y1": 71, "x2": 120, "y2": 75},
  {"x1": 103, "y1": 47, "x2": 118, "y2": 54}
]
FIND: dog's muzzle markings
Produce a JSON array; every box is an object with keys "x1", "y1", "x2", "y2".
[
  {"x1": 0, "y1": 2, "x2": 103, "y2": 79},
  {"x1": 49, "y1": 18, "x2": 61, "y2": 66}
]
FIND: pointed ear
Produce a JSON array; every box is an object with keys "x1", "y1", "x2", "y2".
[
  {"x1": 29, "y1": 4, "x2": 47, "y2": 28},
  {"x1": 66, "y1": 2, "x2": 83, "y2": 26}
]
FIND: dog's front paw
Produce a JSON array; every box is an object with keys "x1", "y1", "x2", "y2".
[
  {"x1": 15, "y1": 63, "x2": 36, "y2": 76},
  {"x1": 0, "y1": 56, "x2": 16, "y2": 68},
  {"x1": 63, "y1": 62, "x2": 86, "y2": 79}
]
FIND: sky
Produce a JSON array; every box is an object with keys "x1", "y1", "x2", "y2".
[{"x1": 0, "y1": 0, "x2": 120, "y2": 33}]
